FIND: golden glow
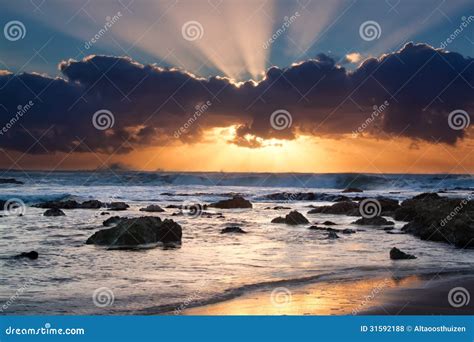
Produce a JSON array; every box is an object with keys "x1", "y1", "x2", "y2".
[
  {"x1": 6, "y1": 126, "x2": 474, "y2": 173},
  {"x1": 184, "y1": 276, "x2": 422, "y2": 315},
  {"x1": 346, "y1": 52, "x2": 362, "y2": 64}
]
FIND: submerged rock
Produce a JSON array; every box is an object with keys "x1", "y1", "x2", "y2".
[
  {"x1": 16, "y1": 251, "x2": 39, "y2": 260},
  {"x1": 0, "y1": 178, "x2": 23, "y2": 185},
  {"x1": 322, "y1": 221, "x2": 337, "y2": 225},
  {"x1": 327, "y1": 231, "x2": 340, "y2": 239},
  {"x1": 43, "y1": 208, "x2": 65, "y2": 217},
  {"x1": 390, "y1": 247, "x2": 416, "y2": 260},
  {"x1": 272, "y1": 210, "x2": 309, "y2": 225},
  {"x1": 263, "y1": 192, "x2": 349, "y2": 202},
  {"x1": 140, "y1": 204, "x2": 165, "y2": 212},
  {"x1": 352, "y1": 216, "x2": 395, "y2": 226},
  {"x1": 308, "y1": 201, "x2": 359, "y2": 215},
  {"x1": 209, "y1": 196, "x2": 252, "y2": 209},
  {"x1": 87, "y1": 217, "x2": 182, "y2": 248},
  {"x1": 34, "y1": 199, "x2": 104, "y2": 209},
  {"x1": 221, "y1": 226, "x2": 247, "y2": 234}
]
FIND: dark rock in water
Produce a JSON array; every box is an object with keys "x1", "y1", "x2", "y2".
[
  {"x1": 352, "y1": 216, "x2": 395, "y2": 226},
  {"x1": 375, "y1": 197, "x2": 401, "y2": 215},
  {"x1": 308, "y1": 226, "x2": 338, "y2": 232},
  {"x1": 140, "y1": 204, "x2": 165, "y2": 212},
  {"x1": 342, "y1": 229, "x2": 356, "y2": 234},
  {"x1": 102, "y1": 216, "x2": 123, "y2": 226},
  {"x1": 262, "y1": 192, "x2": 349, "y2": 202},
  {"x1": 327, "y1": 231, "x2": 340, "y2": 239},
  {"x1": 43, "y1": 208, "x2": 65, "y2": 217},
  {"x1": 166, "y1": 204, "x2": 183, "y2": 209},
  {"x1": 107, "y1": 202, "x2": 129, "y2": 211},
  {"x1": 322, "y1": 221, "x2": 337, "y2": 225},
  {"x1": 272, "y1": 210, "x2": 309, "y2": 225},
  {"x1": 272, "y1": 206, "x2": 291, "y2": 210},
  {"x1": 0, "y1": 178, "x2": 23, "y2": 184},
  {"x1": 34, "y1": 199, "x2": 105, "y2": 210},
  {"x1": 342, "y1": 187, "x2": 363, "y2": 193},
  {"x1": 17, "y1": 251, "x2": 38, "y2": 259},
  {"x1": 101, "y1": 212, "x2": 110, "y2": 215},
  {"x1": 87, "y1": 217, "x2": 182, "y2": 248},
  {"x1": 395, "y1": 193, "x2": 474, "y2": 247},
  {"x1": 308, "y1": 201, "x2": 359, "y2": 215},
  {"x1": 221, "y1": 226, "x2": 247, "y2": 234},
  {"x1": 390, "y1": 247, "x2": 416, "y2": 260},
  {"x1": 81, "y1": 200, "x2": 103, "y2": 209},
  {"x1": 210, "y1": 196, "x2": 252, "y2": 209}
]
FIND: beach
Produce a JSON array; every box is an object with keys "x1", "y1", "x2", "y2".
[{"x1": 0, "y1": 171, "x2": 473, "y2": 315}]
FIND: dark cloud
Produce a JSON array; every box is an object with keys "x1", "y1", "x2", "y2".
[{"x1": 0, "y1": 43, "x2": 472, "y2": 155}]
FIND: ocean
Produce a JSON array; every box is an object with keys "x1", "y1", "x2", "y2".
[{"x1": 0, "y1": 171, "x2": 473, "y2": 314}]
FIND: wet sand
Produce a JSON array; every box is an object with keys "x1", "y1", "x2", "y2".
[{"x1": 184, "y1": 274, "x2": 474, "y2": 315}]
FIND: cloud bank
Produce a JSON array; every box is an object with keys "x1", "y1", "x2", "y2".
[{"x1": 0, "y1": 42, "x2": 472, "y2": 155}]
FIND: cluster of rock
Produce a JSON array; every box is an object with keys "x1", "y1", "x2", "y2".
[
  {"x1": 209, "y1": 196, "x2": 252, "y2": 209},
  {"x1": 271, "y1": 210, "x2": 309, "y2": 225},
  {"x1": 34, "y1": 200, "x2": 129, "y2": 211},
  {"x1": 395, "y1": 193, "x2": 474, "y2": 247},
  {"x1": 86, "y1": 216, "x2": 182, "y2": 248}
]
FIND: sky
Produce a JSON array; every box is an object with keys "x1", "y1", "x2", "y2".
[{"x1": 0, "y1": 0, "x2": 473, "y2": 173}]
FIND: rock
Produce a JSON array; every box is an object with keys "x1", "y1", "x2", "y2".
[
  {"x1": 16, "y1": 251, "x2": 38, "y2": 260},
  {"x1": 107, "y1": 202, "x2": 129, "y2": 211},
  {"x1": 101, "y1": 212, "x2": 110, "y2": 215},
  {"x1": 308, "y1": 226, "x2": 338, "y2": 232},
  {"x1": 34, "y1": 199, "x2": 105, "y2": 209},
  {"x1": 81, "y1": 200, "x2": 104, "y2": 209},
  {"x1": 273, "y1": 206, "x2": 291, "y2": 210},
  {"x1": 140, "y1": 204, "x2": 165, "y2": 212},
  {"x1": 102, "y1": 216, "x2": 123, "y2": 226},
  {"x1": 209, "y1": 196, "x2": 252, "y2": 209},
  {"x1": 342, "y1": 229, "x2": 356, "y2": 234},
  {"x1": 396, "y1": 194, "x2": 474, "y2": 247},
  {"x1": 0, "y1": 178, "x2": 23, "y2": 184},
  {"x1": 263, "y1": 192, "x2": 349, "y2": 202},
  {"x1": 43, "y1": 208, "x2": 65, "y2": 217},
  {"x1": 87, "y1": 217, "x2": 182, "y2": 248},
  {"x1": 271, "y1": 210, "x2": 309, "y2": 225},
  {"x1": 352, "y1": 216, "x2": 395, "y2": 225},
  {"x1": 308, "y1": 201, "x2": 359, "y2": 215},
  {"x1": 327, "y1": 231, "x2": 340, "y2": 239},
  {"x1": 221, "y1": 226, "x2": 247, "y2": 234},
  {"x1": 342, "y1": 187, "x2": 363, "y2": 193},
  {"x1": 376, "y1": 197, "x2": 401, "y2": 215},
  {"x1": 390, "y1": 247, "x2": 416, "y2": 260},
  {"x1": 322, "y1": 221, "x2": 337, "y2": 225}
]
